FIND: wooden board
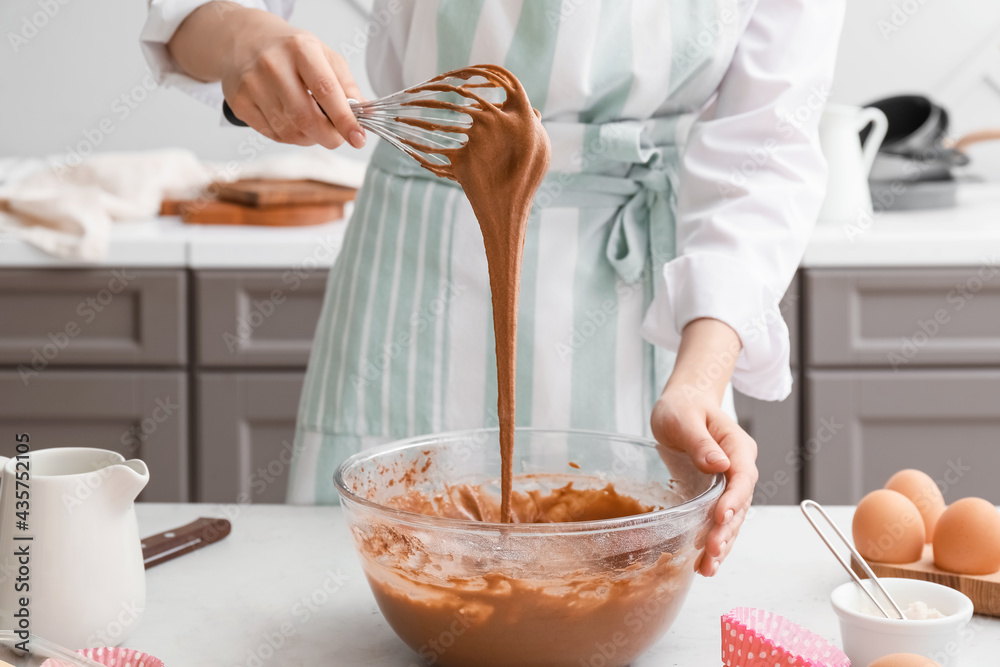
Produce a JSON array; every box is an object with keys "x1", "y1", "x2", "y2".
[
  {"x1": 214, "y1": 179, "x2": 356, "y2": 207},
  {"x1": 162, "y1": 198, "x2": 343, "y2": 226},
  {"x1": 852, "y1": 544, "x2": 1000, "y2": 617}
]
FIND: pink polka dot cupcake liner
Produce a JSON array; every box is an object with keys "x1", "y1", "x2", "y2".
[
  {"x1": 722, "y1": 607, "x2": 849, "y2": 667},
  {"x1": 75, "y1": 647, "x2": 163, "y2": 667}
]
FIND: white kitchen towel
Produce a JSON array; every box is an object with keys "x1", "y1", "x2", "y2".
[{"x1": 0, "y1": 148, "x2": 367, "y2": 261}]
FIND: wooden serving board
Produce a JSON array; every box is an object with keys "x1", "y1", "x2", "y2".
[
  {"x1": 214, "y1": 179, "x2": 356, "y2": 207},
  {"x1": 852, "y1": 544, "x2": 1000, "y2": 617},
  {"x1": 162, "y1": 198, "x2": 344, "y2": 226}
]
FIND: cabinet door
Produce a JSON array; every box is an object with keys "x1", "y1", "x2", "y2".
[
  {"x1": 197, "y1": 372, "x2": 305, "y2": 503},
  {"x1": 734, "y1": 374, "x2": 800, "y2": 506},
  {"x1": 196, "y1": 271, "x2": 328, "y2": 367},
  {"x1": 805, "y1": 370, "x2": 1000, "y2": 504},
  {"x1": 0, "y1": 269, "x2": 186, "y2": 367},
  {"x1": 806, "y1": 268, "x2": 1000, "y2": 367},
  {"x1": 0, "y1": 370, "x2": 188, "y2": 502}
]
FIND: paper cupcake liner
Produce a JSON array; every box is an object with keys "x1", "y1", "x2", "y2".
[
  {"x1": 76, "y1": 647, "x2": 164, "y2": 667},
  {"x1": 722, "y1": 607, "x2": 849, "y2": 667}
]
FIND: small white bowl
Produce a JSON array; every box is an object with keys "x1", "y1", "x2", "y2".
[{"x1": 831, "y1": 577, "x2": 974, "y2": 666}]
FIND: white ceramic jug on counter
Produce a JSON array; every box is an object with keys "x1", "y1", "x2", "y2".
[
  {"x1": 817, "y1": 103, "x2": 888, "y2": 224},
  {"x1": 0, "y1": 447, "x2": 149, "y2": 649}
]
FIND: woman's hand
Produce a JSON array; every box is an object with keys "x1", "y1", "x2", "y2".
[
  {"x1": 168, "y1": 2, "x2": 366, "y2": 149},
  {"x1": 651, "y1": 318, "x2": 758, "y2": 577}
]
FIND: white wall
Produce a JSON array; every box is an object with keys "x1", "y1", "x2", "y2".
[
  {"x1": 0, "y1": 0, "x2": 376, "y2": 163},
  {"x1": 828, "y1": 0, "x2": 1000, "y2": 178},
  {"x1": 2, "y1": 0, "x2": 999, "y2": 176}
]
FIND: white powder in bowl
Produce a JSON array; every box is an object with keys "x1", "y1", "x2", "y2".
[
  {"x1": 859, "y1": 599, "x2": 945, "y2": 619},
  {"x1": 901, "y1": 600, "x2": 945, "y2": 619}
]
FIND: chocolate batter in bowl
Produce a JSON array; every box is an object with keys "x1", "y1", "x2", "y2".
[{"x1": 334, "y1": 428, "x2": 724, "y2": 667}]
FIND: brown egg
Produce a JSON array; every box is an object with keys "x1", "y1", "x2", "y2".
[
  {"x1": 853, "y1": 489, "x2": 925, "y2": 564},
  {"x1": 868, "y1": 654, "x2": 941, "y2": 667},
  {"x1": 933, "y1": 497, "x2": 1000, "y2": 575},
  {"x1": 885, "y1": 469, "x2": 946, "y2": 542}
]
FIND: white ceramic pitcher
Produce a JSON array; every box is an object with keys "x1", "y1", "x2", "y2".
[
  {"x1": 817, "y1": 103, "x2": 888, "y2": 224},
  {"x1": 0, "y1": 448, "x2": 149, "y2": 649}
]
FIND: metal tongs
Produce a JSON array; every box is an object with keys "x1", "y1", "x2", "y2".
[{"x1": 800, "y1": 499, "x2": 908, "y2": 620}]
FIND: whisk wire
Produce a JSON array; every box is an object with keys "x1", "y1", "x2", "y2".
[{"x1": 348, "y1": 66, "x2": 513, "y2": 177}]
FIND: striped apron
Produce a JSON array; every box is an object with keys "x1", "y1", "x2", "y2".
[{"x1": 289, "y1": 0, "x2": 748, "y2": 504}]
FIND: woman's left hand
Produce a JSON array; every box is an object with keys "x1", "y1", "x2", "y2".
[{"x1": 650, "y1": 318, "x2": 758, "y2": 577}]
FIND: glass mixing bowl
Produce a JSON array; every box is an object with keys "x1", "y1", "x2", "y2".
[{"x1": 334, "y1": 428, "x2": 724, "y2": 667}]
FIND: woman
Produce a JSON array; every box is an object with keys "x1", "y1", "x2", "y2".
[{"x1": 142, "y1": 0, "x2": 843, "y2": 576}]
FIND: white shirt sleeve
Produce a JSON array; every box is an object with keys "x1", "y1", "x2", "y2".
[
  {"x1": 640, "y1": 0, "x2": 845, "y2": 402},
  {"x1": 140, "y1": 0, "x2": 294, "y2": 107}
]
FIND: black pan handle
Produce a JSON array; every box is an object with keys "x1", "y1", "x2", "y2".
[{"x1": 223, "y1": 100, "x2": 249, "y2": 127}]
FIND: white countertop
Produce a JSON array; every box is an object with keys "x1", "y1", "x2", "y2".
[
  {"x1": 3, "y1": 183, "x2": 1000, "y2": 270},
  {"x1": 803, "y1": 182, "x2": 1000, "y2": 268},
  {"x1": 126, "y1": 504, "x2": 1000, "y2": 666},
  {"x1": 0, "y1": 215, "x2": 349, "y2": 270}
]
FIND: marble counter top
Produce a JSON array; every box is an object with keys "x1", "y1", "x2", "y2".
[
  {"x1": 0, "y1": 215, "x2": 348, "y2": 269},
  {"x1": 125, "y1": 503, "x2": 1000, "y2": 666},
  {"x1": 3, "y1": 183, "x2": 1000, "y2": 270}
]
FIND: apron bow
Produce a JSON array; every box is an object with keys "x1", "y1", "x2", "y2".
[{"x1": 367, "y1": 115, "x2": 690, "y2": 284}]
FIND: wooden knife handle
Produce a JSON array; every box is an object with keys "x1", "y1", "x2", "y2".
[{"x1": 141, "y1": 517, "x2": 232, "y2": 570}]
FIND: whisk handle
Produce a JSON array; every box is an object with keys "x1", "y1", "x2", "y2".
[{"x1": 222, "y1": 101, "x2": 249, "y2": 127}]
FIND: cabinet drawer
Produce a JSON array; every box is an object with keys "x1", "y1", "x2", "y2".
[
  {"x1": 0, "y1": 269, "x2": 186, "y2": 367},
  {"x1": 806, "y1": 268, "x2": 1000, "y2": 367},
  {"x1": 197, "y1": 372, "x2": 305, "y2": 503},
  {"x1": 0, "y1": 370, "x2": 189, "y2": 502},
  {"x1": 196, "y1": 270, "x2": 328, "y2": 367},
  {"x1": 734, "y1": 373, "x2": 800, "y2": 506},
  {"x1": 805, "y1": 370, "x2": 1000, "y2": 504}
]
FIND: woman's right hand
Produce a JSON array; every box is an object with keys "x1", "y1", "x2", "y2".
[{"x1": 170, "y1": 3, "x2": 366, "y2": 149}]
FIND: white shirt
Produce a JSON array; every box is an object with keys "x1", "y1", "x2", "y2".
[{"x1": 141, "y1": 0, "x2": 844, "y2": 402}]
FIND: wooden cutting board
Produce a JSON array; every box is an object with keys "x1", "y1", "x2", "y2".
[
  {"x1": 162, "y1": 198, "x2": 344, "y2": 226},
  {"x1": 852, "y1": 545, "x2": 1000, "y2": 617},
  {"x1": 214, "y1": 179, "x2": 356, "y2": 207}
]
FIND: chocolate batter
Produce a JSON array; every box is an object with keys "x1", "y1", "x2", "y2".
[
  {"x1": 386, "y1": 480, "x2": 657, "y2": 524},
  {"x1": 399, "y1": 64, "x2": 551, "y2": 522},
  {"x1": 351, "y1": 472, "x2": 699, "y2": 667},
  {"x1": 348, "y1": 66, "x2": 698, "y2": 667}
]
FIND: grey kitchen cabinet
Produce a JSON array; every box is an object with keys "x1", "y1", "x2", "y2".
[
  {"x1": 733, "y1": 275, "x2": 801, "y2": 506},
  {"x1": 2, "y1": 262, "x2": 997, "y2": 507},
  {"x1": 196, "y1": 270, "x2": 329, "y2": 367},
  {"x1": 734, "y1": 372, "x2": 800, "y2": 506},
  {"x1": 0, "y1": 269, "x2": 186, "y2": 367},
  {"x1": 0, "y1": 370, "x2": 189, "y2": 502},
  {"x1": 805, "y1": 370, "x2": 1000, "y2": 505},
  {"x1": 196, "y1": 372, "x2": 306, "y2": 504},
  {"x1": 806, "y1": 268, "x2": 1000, "y2": 368}
]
